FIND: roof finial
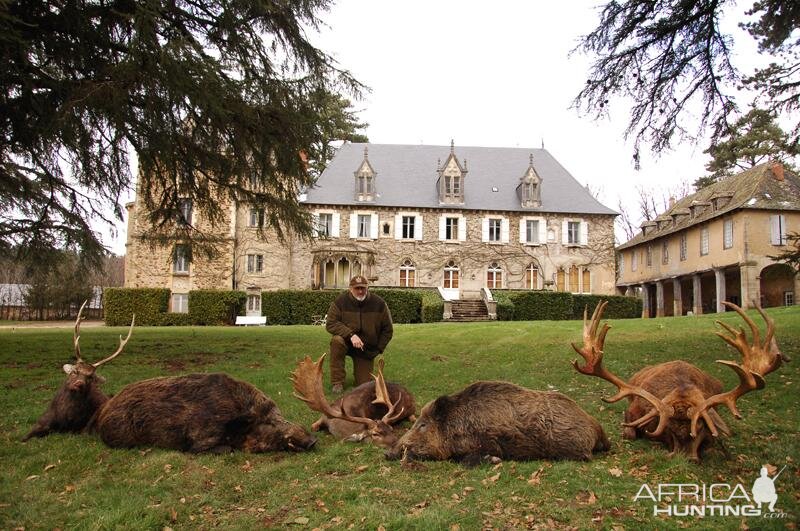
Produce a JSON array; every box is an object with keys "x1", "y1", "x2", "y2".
[
  {"x1": 450, "y1": 139, "x2": 455, "y2": 154},
  {"x1": 541, "y1": 138, "x2": 544, "y2": 149},
  {"x1": 529, "y1": 153, "x2": 534, "y2": 166},
  {"x1": 437, "y1": 158, "x2": 441, "y2": 171},
  {"x1": 363, "y1": 146, "x2": 369, "y2": 160}
]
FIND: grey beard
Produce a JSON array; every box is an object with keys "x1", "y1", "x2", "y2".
[{"x1": 354, "y1": 294, "x2": 366, "y2": 302}]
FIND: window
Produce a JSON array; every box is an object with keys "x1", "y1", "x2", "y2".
[
  {"x1": 445, "y1": 217, "x2": 459, "y2": 240},
  {"x1": 488, "y1": 218, "x2": 501, "y2": 242},
  {"x1": 173, "y1": 245, "x2": 190, "y2": 274},
  {"x1": 383, "y1": 223, "x2": 391, "y2": 235},
  {"x1": 357, "y1": 174, "x2": 374, "y2": 196},
  {"x1": 723, "y1": 219, "x2": 733, "y2": 249},
  {"x1": 700, "y1": 227, "x2": 709, "y2": 256},
  {"x1": 399, "y1": 259, "x2": 416, "y2": 287},
  {"x1": 445, "y1": 175, "x2": 461, "y2": 196},
  {"x1": 358, "y1": 215, "x2": 371, "y2": 238},
  {"x1": 402, "y1": 216, "x2": 416, "y2": 239},
  {"x1": 171, "y1": 293, "x2": 188, "y2": 313},
  {"x1": 567, "y1": 221, "x2": 581, "y2": 245},
  {"x1": 178, "y1": 198, "x2": 193, "y2": 226},
  {"x1": 631, "y1": 250, "x2": 638, "y2": 272},
  {"x1": 486, "y1": 262, "x2": 503, "y2": 289},
  {"x1": 646, "y1": 245, "x2": 653, "y2": 267},
  {"x1": 770, "y1": 214, "x2": 787, "y2": 245},
  {"x1": 444, "y1": 260, "x2": 459, "y2": 289},
  {"x1": 618, "y1": 253, "x2": 625, "y2": 274},
  {"x1": 785, "y1": 292, "x2": 795, "y2": 306},
  {"x1": 525, "y1": 219, "x2": 540, "y2": 244},
  {"x1": 680, "y1": 233, "x2": 687, "y2": 261},
  {"x1": 249, "y1": 208, "x2": 265, "y2": 228},
  {"x1": 662, "y1": 241, "x2": 669, "y2": 265},
  {"x1": 316, "y1": 213, "x2": 332, "y2": 237},
  {"x1": 247, "y1": 254, "x2": 264, "y2": 273},
  {"x1": 247, "y1": 295, "x2": 261, "y2": 313},
  {"x1": 569, "y1": 265, "x2": 579, "y2": 292},
  {"x1": 582, "y1": 269, "x2": 591, "y2": 293},
  {"x1": 525, "y1": 264, "x2": 539, "y2": 289}
]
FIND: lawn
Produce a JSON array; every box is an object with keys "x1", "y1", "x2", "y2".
[{"x1": 1, "y1": 306, "x2": 798, "y2": 530}]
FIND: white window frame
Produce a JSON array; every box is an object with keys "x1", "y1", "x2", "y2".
[
  {"x1": 395, "y1": 212, "x2": 423, "y2": 241},
  {"x1": 618, "y1": 253, "x2": 625, "y2": 274},
  {"x1": 399, "y1": 259, "x2": 416, "y2": 287},
  {"x1": 350, "y1": 212, "x2": 378, "y2": 240},
  {"x1": 482, "y1": 216, "x2": 509, "y2": 243},
  {"x1": 443, "y1": 261, "x2": 460, "y2": 289},
  {"x1": 173, "y1": 245, "x2": 190, "y2": 274},
  {"x1": 519, "y1": 216, "x2": 546, "y2": 245},
  {"x1": 561, "y1": 219, "x2": 588, "y2": 246},
  {"x1": 486, "y1": 262, "x2": 503, "y2": 289},
  {"x1": 247, "y1": 254, "x2": 264, "y2": 273},
  {"x1": 171, "y1": 293, "x2": 189, "y2": 314},
  {"x1": 680, "y1": 233, "x2": 687, "y2": 261},
  {"x1": 646, "y1": 245, "x2": 653, "y2": 267},
  {"x1": 525, "y1": 264, "x2": 540, "y2": 289},
  {"x1": 631, "y1": 250, "x2": 638, "y2": 272},
  {"x1": 785, "y1": 291, "x2": 794, "y2": 306},
  {"x1": 249, "y1": 208, "x2": 264, "y2": 228},
  {"x1": 439, "y1": 215, "x2": 466, "y2": 242},
  {"x1": 247, "y1": 294, "x2": 261, "y2": 313},
  {"x1": 700, "y1": 227, "x2": 709, "y2": 256},
  {"x1": 723, "y1": 218, "x2": 733, "y2": 249},
  {"x1": 314, "y1": 210, "x2": 340, "y2": 238},
  {"x1": 178, "y1": 198, "x2": 193, "y2": 226},
  {"x1": 770, "y1": 214, "x2": 787, "y2": 246}
]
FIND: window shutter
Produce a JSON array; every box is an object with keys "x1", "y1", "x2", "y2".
[
  {"x1": 519, "y1": 219, "x2": 526, "y2": 243},
  {"x1": 438, "y1": 216, "x2": 446, "y2": 240},
  {"x1": 458, "y1": 216, "x2": 467, "y2": 241},
  {"x1": 370, "y1": 214, "x2": 379, "y2": 239},
  {"x1": 770, "y1": 215, "x2": 781, "y2": 245},
  {"x1": 349, "y1": 213, "x2": 358, "y2": 239},
  {"x1": 561, "y1": 220, "x2": 569, "y2": 244},
  {"x1": 539, "y1": 219, "x2": 547, "y2": 244},
  {"x1": 482, "y1": 218, "x2": 490, "y2": 242},
  {"x1": 331, "y1": 213, "x2": 340, "y2": 237},
  {"x1": 415, "y1": 215, "x2": 424, "y2": 240},
  {"x1": 580, "y1": 222, "x2": 589, "y2": 245},
  {"x1": 394, "y1": 214, "x2": 403, "y2": 239},
  {"x1": 311, "y1": 213, "x2": 320, "y2": 235},
  {"x1": 501, "y1": 218, "x2": 509, "y2": 243}
]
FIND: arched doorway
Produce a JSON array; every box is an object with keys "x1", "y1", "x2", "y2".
[{"x1": 760, "y1": 264, "x2": 795, "y2": 307}]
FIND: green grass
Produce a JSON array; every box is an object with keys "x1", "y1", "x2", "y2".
[{"x1": 1, "y1": 307, "x2": 798, "y2": 530}]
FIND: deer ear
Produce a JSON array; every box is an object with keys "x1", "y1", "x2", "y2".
[
  {"x1": 63, "y1": 364, "x2": 75, "y2": 374},
  {"x1": 94, "y1": 374, "x2": 106, "y2": 384}
]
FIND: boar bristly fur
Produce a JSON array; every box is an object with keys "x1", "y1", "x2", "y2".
[
  {"x1": 88, "y1": 373, "x2": 316, "y2": 453},
  {"x1": 385, "y1": 381, "x2": 609, "y2": 464}
]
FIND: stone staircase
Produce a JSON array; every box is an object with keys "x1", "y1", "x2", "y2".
[{"x1": 448, "y1": 299, "x2": 490, "y2": 321}]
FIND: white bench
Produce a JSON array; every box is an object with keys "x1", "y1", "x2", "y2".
[{"x1": 235, "y1": 315, "x2": 267, "y2": 326}]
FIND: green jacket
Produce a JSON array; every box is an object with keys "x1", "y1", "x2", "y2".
[{"x1": 326, "y1": 291, "x2": 393, "y2": 358}]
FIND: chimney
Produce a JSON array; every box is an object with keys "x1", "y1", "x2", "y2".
[{"x1": 771, "y1": 162, "x2": 784, "y2": 181}]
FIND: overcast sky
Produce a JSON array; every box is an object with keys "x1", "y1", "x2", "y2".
[{"x1": 105, "y1": 0, "x2": 776, "y2": 254}]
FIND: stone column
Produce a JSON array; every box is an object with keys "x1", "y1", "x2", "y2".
[
  {"x1": 739, "y1": 263, "x2": 760, "y2": 309},
  {"x1": 714, "y1": 268, "x2": 727, "y2": 313},
  {"x1": 692, "y1": 274, "x2": 703, "y2": 315},
  {"x1": 625, "y1": 286, "x2": 633, "y2": 297},
  {"x1": 655, "y1": 281, "x2": 665, "y2": 317},
  {"x1": 641, "y1": 284, "x2": 650, "y2": 319},
  {"x1": 673, "y1": 278, "x2": 683, "y2": 317}
]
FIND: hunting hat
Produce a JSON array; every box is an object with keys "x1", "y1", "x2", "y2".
[{"x1": 349, "y1": 275, "x2": 369, "y2": 288}]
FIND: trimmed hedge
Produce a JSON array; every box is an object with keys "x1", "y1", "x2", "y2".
[
  {"x1": 104, "y1": 288, "x2": 170, "y2": 326},
  {"x1": 261, "y1": 288, "x2": 432, "y2": 325},
  {"x1": 490, "y1": 290, "x2": 641, "y2": 321},
  {"x1": 188, "y1": 290, "x2": 246, "y2": 325},
  {"x1": 420, "y1": 289, "x2": 443, "y2": 323}
]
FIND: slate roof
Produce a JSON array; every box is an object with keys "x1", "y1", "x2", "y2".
[
  {"x1": 617, "y1": 163, "x2": 800, "y2": 251},
  {"x1": 304, "y1": 143, "x2": 617, "y2": 216}
]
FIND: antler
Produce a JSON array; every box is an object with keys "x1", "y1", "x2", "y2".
[
  {"x1": 689, "y1": 302, "x2": 789, "y2": 437},
  {"x1": 571, "y1": 301, "x2": 674, "y2": 437},
  {"x1": 291, "y1": 354, "x2": 376, "y2": 428},
  {"x1": 93, "y1": 314, "x2": 135, "y2": 368},
  {"x1": 371, "y1": 358, "x2": 405, "y2": 424},
  {"x1": 74, "y1": 300, "x2": 88, "y2": 363}
]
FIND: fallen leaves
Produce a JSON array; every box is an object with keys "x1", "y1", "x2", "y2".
[
  {"x1": 608, "y1": 466, "x2": 623, "y2": 478},
  {"x1": 575, "y1": 490, "x2": 598, "y2": 505}
]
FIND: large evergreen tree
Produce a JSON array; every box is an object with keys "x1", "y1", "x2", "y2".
[
  {"x1": 573, "y1": 0, "x2": 800, "y2": 159},
  {"x1": 694, "y1": 108, "x2": 798, "y2": 189},
  {"x1": 1, "y1": 0, "x2": 364, "y2": 264}
]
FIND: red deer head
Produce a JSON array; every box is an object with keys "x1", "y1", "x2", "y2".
[
  {"x1": 571, "y1": 300, "x2": 788, "y2": 462},
  {"x1": 291, "y1": 354, "x2": 408, "y2": 448}
]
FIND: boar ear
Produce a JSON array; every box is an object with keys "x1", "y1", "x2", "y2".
[
  {"x1": 63, "y1": 364, "x2": 75, "y2": 374},
  {"x1": 429, "y1": 396, "x2": 453, "y2": 421}
]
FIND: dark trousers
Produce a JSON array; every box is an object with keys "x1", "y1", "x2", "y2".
[{"x1": 329, "y1": 335, "x2": 374, "y2": 387}]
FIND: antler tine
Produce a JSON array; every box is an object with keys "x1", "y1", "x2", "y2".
[
  {"x1": 571, "y1": 300, "x2": 674, "y2": 437},
  {"x1": 93, "y1": 314, "x2": 135, "y2": 368},
  {"x1": 689, "y1": 360, "x2": 765, "y2": 438},
  {"x1": 721, "y1": 301, "x2": 762, "y2": 346},
  {"x1": 290, "y1": 354, "x2": 375, "y2": 427},
  {"x1": 371, "y1": 357, "x2": 405, "y2": 425},
  {"x1": 73, "y1": 300, "x2": 88, "y2": 363},
  {"x1": 718, "y1": 301, "x2": 788, "y2": 377}
]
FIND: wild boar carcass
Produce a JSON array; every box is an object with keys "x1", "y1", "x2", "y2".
[
  {"x1": 23, "y1": 301, "x2": 134, "y2": 441},
  {"x1": 571, "y1": 301, "x2": 789, "y2": 462},
  {"x1": 89, "y1": 373, "x2": 317, "y2": 453},
  {"x1": 384, "y1": 381, "x2": 610, "y2": 464},
  {"x1": 291, "y1": 355, "x2": 415, "y2": 448}
]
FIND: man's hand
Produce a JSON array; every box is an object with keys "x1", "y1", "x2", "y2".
[{"x1": 350, "y1": 334, "x2": 365, "y2": 350}]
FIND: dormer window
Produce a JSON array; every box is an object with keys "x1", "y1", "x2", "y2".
[
  {"x1": 354, "y1": 146, "x2": 376, "y2": 202},
  {"x1": 437, "y1": 141, "x2": 467, "y2": 204},
  {"x1": 517, "y1": 154, "x2": 542, "y2": 208}
]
